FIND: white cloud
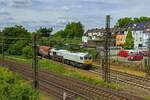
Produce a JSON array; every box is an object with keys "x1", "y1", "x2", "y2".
[{"x1": 0, "y1": 0, "x2": 150, "y2": 31}]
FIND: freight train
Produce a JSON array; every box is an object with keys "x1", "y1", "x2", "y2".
[{"x1": 38, "y1": 46, "x2": 92, "y2": 69}]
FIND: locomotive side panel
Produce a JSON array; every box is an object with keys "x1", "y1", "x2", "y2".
[{"x1": 40, "y1": 47, "x2": 92, "y2": 70}]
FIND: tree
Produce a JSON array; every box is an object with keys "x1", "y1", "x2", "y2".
[
  {"x1": 2, "y1": 25, "x2": 30, "y2": 37},
  {"x1": 115, "y1": 16, "x2": 150, "y2": 28},
  {"x1": 137, "y1": 16, "x2": 150, "y2": 23},
  {"x1": 124, "y1": 31, "x2": 134, "y2": 49},
  {"x1": 64, "y1": 22, "x2": 84, "y2": 38},
  {"x1": 133, "y1": 17, "x2": 141, "y2": 23},
  {"x1": 36, "y1": 27, "x2": 53, "y2": 37},
  {"x1": 22, "y1": 45, "x2": 32, "y2": 58},
  {"x1": 53, "y1": 30, "x2": 66, "y2": 38},
  {"x1": 1, "y1": 25, "x2": 31, "y2": 52},
  {"x1": 115, "y1": 17, "x2": 133, "y2": 28},
  {"x1": 52, "y1": 22, "x2": 84, "y2": 39},
  {"x1": 8, "y1": 40, "x2": 29, "y2": 55}
]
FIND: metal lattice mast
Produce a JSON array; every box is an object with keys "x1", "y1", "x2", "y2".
[
  {"x1": 2, "y1": 37, "x2": 4, "y2": 66},
  {"x1": 102, "y1": 15, "x2": 111, "y2": 83},
  {"x1": 1, "y1": 33, "x2": 4, "y2": 66},
  {"x1": 32, "y1": 34, "x2": 39, "y2": 89},
  {"x1": 148, "y1": 36, "x2": 150, "y2": 75}
]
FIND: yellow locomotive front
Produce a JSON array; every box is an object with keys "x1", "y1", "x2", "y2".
[{"x1": 83, "y1": 55, "x2": 92, "y2": 69}]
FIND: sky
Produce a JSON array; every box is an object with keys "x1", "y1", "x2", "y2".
[{"x1": 0, "y1": 0, "x2": 150, "y2": 32}]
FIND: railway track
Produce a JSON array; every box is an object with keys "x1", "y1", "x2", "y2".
[
  {"x1": 92, "y1": 65, "x2": 150, "y2": 91},
  {"x1": 0, "y1": 59, "x2": 142, "y2": 100},
  {"x1": 2, "y1": 60, "x2": 90, "y2": 100},
  {"x1": 38, "y1": 57, "x2": 150, "y2": 92},
  {"x1": 42, "y1": 57, "x2": 150, "y2": 91}
]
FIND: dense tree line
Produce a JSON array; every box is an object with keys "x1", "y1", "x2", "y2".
[
  {"x1": 0, "y1": 25, "x2": 31, "y2": 57},
  {"x1": 115, "y1": 16, "x2": 150, "y2": 28},
  {"x1": 0, "y1": 25, "x2": 53, "y2": 58},
  {"x1": 0, "y1": 21, "x2": 84, "y2": 58}
]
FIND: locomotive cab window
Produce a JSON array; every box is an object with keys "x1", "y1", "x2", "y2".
[
  {"x1": 53, "y1": 52, "x2": 56, "y2": 55},
  {"x1": 84, "y1": 57, "x2": 88, "y2": 60},
  {"x1": 80, "y1": 57, "x2": 83, "y2": 60},
  {"x1": 89, "y1": 56, "x2": 92, "y2": 60}
]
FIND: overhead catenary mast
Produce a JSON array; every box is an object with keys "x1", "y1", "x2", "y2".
[
  {"x1": 147, "y1": 34, "x2": 150, "y2": 75},
  {"x1": 32, "y1": 34, "x2": 39, "y2": 89},
  {"x1": 102, "y1": 15, "x2": 111, "y2": 83}
]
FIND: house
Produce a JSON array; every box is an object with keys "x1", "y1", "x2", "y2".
[
  {"x1": 125, "y1": 22, "x2": 150, "y2": 49},
  {"x1": 83, "y1": 28, "x2": 121, "y2": 47},
  {"x1": 116, "y1": 34, "x2": 126, "y2": 46},
  {"x1": 84, "y1": 28, "x2": 105, "y2": 40},
  {"x1": 82, "y1": 28, "x2": 105, "y2": 47},
  {"x1": 82, "y1": 35, "x2": 89, "y2": 46}
]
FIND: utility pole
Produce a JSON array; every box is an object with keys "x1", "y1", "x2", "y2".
[
  {"x1": 32, "y1": 34, "x2": 39, "y2": 89},
  {"x1": 102, "y1": 15, "x2": 111, "y2": 83}
]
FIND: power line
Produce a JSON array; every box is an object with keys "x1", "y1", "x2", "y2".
[{"x1": 0, "y1": 37, "x2": 32, "y2": 40}]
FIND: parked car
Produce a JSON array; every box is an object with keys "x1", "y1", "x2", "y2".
[
  {"x1": 128, "y1": 53, "x2": 143, "y2": 61},
  {"x1": 139, "y1": 50, "x2": 148, "y2": 56},
  {"x1": 118, "y1": 50, "x2": 129, "y2": 57}
]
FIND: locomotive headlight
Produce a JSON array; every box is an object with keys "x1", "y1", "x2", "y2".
[{"x1": 84, "y1": 60, "x2": 92, "y2": 65}]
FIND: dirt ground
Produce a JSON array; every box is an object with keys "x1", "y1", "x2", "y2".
[{"x1": 94, "y1": 56, "x2": 147, "y2": 77}]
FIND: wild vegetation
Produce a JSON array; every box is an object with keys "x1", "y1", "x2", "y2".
[{"x1": 0, "y1": 67, "x2": 39, "y2": 100}]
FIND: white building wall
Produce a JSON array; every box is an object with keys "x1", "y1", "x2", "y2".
[
  {"x1": 143, "y1": 32, "x2": 149, "y2": 48},
  {"x1": 132, "y1": 30, "x2": 149, "y2": 49},
  {"x1": 124, "y1": 30, "x2": 149, "y2": 49},
  {"x1": 82, "y1": 36, "x2": 89, "y2": 43},
  {"x1": 87, "y1": 32, "x2": 104, "y2": 40}
]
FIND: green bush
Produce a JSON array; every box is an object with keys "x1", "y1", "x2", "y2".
[
  {"x1": 8, "y1": 40, "x2": 29, "y2": 55},
  {"x1": 22, "y1": 46, "x2": 32, "y2": 58},
  {"x1": 0, "y1": 67, "x2": 39, "y2": 100}
]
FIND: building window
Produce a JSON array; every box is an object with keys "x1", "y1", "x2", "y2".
[{"x1": 140, "y1": 37, "x2": 142, "y2": 41}]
